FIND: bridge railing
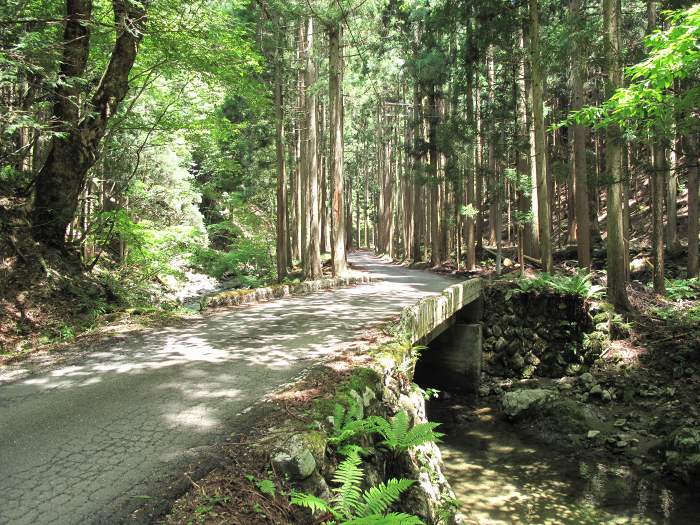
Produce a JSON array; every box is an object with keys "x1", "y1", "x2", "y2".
[{"x1": 399, "y1": 278, "x2": 483, "y2": 344}]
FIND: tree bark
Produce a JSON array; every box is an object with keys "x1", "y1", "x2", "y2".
[
  {"x1": 328, "y1": 24, "x2": 347, "y2": 275},
  {"x1": 274, "y1": 19, "x2": 288, "y2": 281},
  {"x1": 465, "y1": 35, "x2": 477, "y2": 271},
  {"x1": 652, "y1": 144, "x2": 666, "y2": 293},
  {"x1": 666, "y1": 139, "x2": 681, "y2": 254},
  {"x1": 303, "y1": 17, "x2": 322, "y2": 279},
  {"x1": 528, "y1": 0, "x2": 552, "y2": 272},
  {"x1": 32, "y1": 0, "x2": 147, "y2": 248},
  {"x1": 603, "y1": 0, "x2": 631, "y2": 309},
  {"x1": 646, "y1": 0, "x2": 665, "y2": 293},
  {"x1": 486, "y1": 46, "x2": 498, "y2": 247},
  {"x1": 686, "y1": 135, "x2": 699, "y2": 277},
  {"x1": 570, "y1": 0, "x2": 591, "y2": 268},
  {"x1": 428, "y1": 84, "x2": 441, "y2": 266}
]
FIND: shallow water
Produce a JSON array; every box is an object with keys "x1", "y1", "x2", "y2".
[{"x1": 429, "y1": 399, "x2": 700, "y2": 525}]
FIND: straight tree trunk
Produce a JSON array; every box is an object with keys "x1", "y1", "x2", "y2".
[
  {"x1": 666, "y1": 139, "x2": 681, "y2": 254},
  {"x1": 299, "y1": 21, "x2": 309, "y2": 271},
  {"x1": 487, "y1": 46, "x2": 498, "y2": 247},
  {"x1": 570, "y1": 0, "x2": 591, "y2": 268},
  {"x1": 647, "y1": 0, "x2": 665, "y2": 293},
  {"x1": 686, "y1": 135, "x2": 699, "y2": 277},
  {"x1": 603, "y1": 0, "x2": 631, "y2": 309},
  {"x1": 465, "y1": 43, "x2": 477, "y2": 271},
  {"x1": 412, "y1": 86, "x2": 424, "y2": 261},
  {"x1": 516, "y1": 25, "x2": 531, "y2": 269},
  {"x1": 319, "y1": 105, "x2": 328, "y2": 254},
  {"x1": 652, "y1": 144, "x2": 666, "y2": 293},
  {"x1": 274, "y1": 23, "x2": 289, "y2": 281},
  {"x1": 475, "y1": 85, "x2": 484, "y2": 250},
  {"x1": 328, "y1": 24, "x2": 347, "y2": 275},
  {"x1": 529, "y1": 0, "x2": 552, "y2": 271},
  {"x1": 304, "y1": 17, "x2": 322, "y2": 279},
  {"x1": 428, "y1": 84, "x2": 441, "y2": 266}
]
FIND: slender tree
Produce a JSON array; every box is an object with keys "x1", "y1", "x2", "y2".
[
  {"x1": 328, "y1": 23, "x2": 347, "y2": 275},
  {"x1": 570, "y1": 0, "x2": 591, "y2": 269},
  {"x1": 274, "y1": 15, "x2": 289, "y2": 281},
  {"x1": 603, "y1": 0, "x2": 631, "y2": 309},
  {"x1": 528, "y1": 0, "x2": 552, "y2": 272}
]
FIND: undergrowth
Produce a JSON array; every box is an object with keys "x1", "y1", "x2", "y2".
[{"x1": 510, "y1": 271, "x2": 605, "y2": 300}]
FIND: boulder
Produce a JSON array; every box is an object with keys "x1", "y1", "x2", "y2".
[
  {"x1": 271, "y1": 433, "x2": 318, "y2": 480},
  {"x1": 501, "y1": 388, "x2": 558, "y2": 419}
]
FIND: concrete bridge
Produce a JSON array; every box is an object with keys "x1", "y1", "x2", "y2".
[{"x1": 402, "y1": 277, "x2": 485, "y2": 393}]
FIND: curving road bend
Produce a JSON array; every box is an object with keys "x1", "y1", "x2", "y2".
[{"x1": 0, "y1": 252, "x2": 455, "y2": 525}]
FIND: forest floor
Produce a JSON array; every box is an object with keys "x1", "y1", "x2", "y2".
[{"x1": 0, "y1": 252, "x2": 457, "y2": 525}]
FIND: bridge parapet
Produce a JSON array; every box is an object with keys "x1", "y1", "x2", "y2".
[{"x1": 400, "y1": 278, "x2": 483, "y2": 344}]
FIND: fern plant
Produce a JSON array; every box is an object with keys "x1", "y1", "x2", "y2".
[
  {"x1": 328, "y1": 400, "x2": 375, "y2": 453},
  {"x1": 664, "y1": 277, "x2": 700, "y2": 301},
  {"x1": 369, "y1": 411, "x2": 444, "y2": 454},
  {"x1": 514, "y1": 271, "x2": 604, "y2": 301},
  {"x1": 291, "y1": 451, "x2": 423, "y2": 525}
]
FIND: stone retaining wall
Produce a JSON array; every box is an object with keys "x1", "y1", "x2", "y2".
[{"x1": 482, "y1": 282, "x2": 596, "y2": 378}]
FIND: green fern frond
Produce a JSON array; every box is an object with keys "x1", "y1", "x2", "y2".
[
  {"x1": 329, "y1": 400, "x2": 373, "y2": 447},
  {"x1": 371, "y1": 411, "x2": 443, "y2": 453},
  {"x1": 342, "y1": 512, "x2": 425, "y2": 525},
  {"x1": 360, "y1": 478, "x2": 415, "y2": 516},
  {"x1": 332, "y1": 451, "x2": 365, "y2": 519},
  {"x1": 290, "y1": 491, "x2": 333, "y2": 515},
  {"x1": 405, "y1": 421, "x2": 444, "y2": 448},
  {"x1": 338, "y1": 443, "x2": 370, "y2": 457}
]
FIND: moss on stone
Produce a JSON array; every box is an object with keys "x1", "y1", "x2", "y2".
[{"x1": 347, "y1": 367, "x2": 382, "y2": 393}]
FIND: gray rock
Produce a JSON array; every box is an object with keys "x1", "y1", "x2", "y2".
[
  {"x1": 271, "y1": 434, "x2": 317, "y2": 480},
  {"x1": 587, "y1": 430, "x2": 601, "y2": 439},
  {"x1": 601, "y1": 390, "x2": 612, "y2": 403},
  {"x1": 502, "y1": 388, "x2": 558, "y2": 419}
]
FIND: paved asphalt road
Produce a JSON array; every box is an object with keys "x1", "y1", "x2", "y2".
[{"x1": 0, "y1": 252, "x2": 455, "y2": 525}]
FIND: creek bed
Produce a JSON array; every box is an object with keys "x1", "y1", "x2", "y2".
[{"x1": 427, "y1": 395, "x2": 700, "y2": 524}]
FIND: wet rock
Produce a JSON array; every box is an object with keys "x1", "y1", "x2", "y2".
[
  {"x1": 501, "y1": 388, "x2": 558, "y2": 419},
  {"x1": 587, "y1": 430, "x2": 601, "y2": 439}
]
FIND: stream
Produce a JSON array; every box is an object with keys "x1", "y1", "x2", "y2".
[{"x1": 427, "y1": 395, "x2": 700, "y2": 525}]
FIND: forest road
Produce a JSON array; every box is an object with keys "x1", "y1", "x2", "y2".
[{"x1": 0, "y1": 252, "x2": 455, "y2": 525}]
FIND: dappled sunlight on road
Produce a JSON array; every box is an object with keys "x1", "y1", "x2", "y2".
[{"x1": 0, "y1": 252, "x2": 457, "y2": 525}]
